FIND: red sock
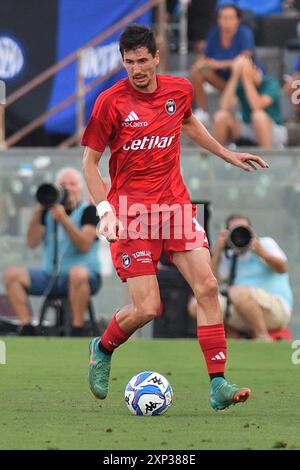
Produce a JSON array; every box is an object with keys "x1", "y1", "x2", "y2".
[
  {"x1": 100, "y1": 315, "x2": 130, "y2": 353},
  {"x1": 197, "y1": 323, "x2": 227, "y2": 374}
]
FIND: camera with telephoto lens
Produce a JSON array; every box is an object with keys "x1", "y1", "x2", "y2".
[
  {"x1": 35, "y1": 183, "x2": 68, "y2": 208},
  {"x1": 227, "y1": 225, "x2": 253, "y2": 254}
]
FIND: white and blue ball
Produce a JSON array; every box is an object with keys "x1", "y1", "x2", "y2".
[{"x1": 124, "y1": 371, "x2": 173, "y2": 416}]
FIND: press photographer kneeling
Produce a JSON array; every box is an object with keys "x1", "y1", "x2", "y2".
[
  {"x1": 189, "y1": 214, "x2": 293, "y2": 340},
  {"x1": 4, "y1": 167, "x2": 101, "y2": 336}
]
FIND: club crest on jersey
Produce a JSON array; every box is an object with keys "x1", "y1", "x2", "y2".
[
  {"x1": 122, "y1": 253, "x2": 131, "y2": 268},
  {"x1": 165, "y1": 99, "x2": 176, "y2": 115}
]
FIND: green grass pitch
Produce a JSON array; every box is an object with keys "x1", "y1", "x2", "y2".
[{"x1": 0, "y1": 337, "x2": 299, "y2": 450}]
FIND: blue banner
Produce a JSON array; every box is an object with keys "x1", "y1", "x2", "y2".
[
  {"x1": 217, "y1": 0, "x2": 284, "y2": 16},
  {"x1": 45, "y1": 0, "x2": 152, "y2": 134}
]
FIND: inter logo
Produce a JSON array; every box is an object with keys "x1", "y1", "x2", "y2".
[
  {"x1": 0, "y1": 36, "x2": 24, "y2": 80},
  {"x1": 122, "y1": 253, "x2": 131, "y2": 268},
  {"x1": 165, "y1": 99, "x2": 176, "y2": 115}
]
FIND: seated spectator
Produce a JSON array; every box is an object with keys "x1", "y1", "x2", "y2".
[
  {"x1": 189, "y1": 214, "x2": 294, "y2": 340},
  {"x1": 3, "y1": 167, "x2": 101, "y2": 336},
  {"x1": 212, "y1": 56, "x2": 287, "y2": 148},
  {"x1": 190, "y1": 3, "x2": 260, "y2": 127},
  {"x1": 284, "y1": 56, "x2": 300, "y2": 123}
]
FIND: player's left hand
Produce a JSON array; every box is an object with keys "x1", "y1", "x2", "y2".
[
  {"x1": 251, "y1": 237, "x2": 265, "y2": 257},
  {"x1": 222, "y1": 150, "x2": 269, "y2": 172},
  {"x1": 50, "y1": 204, "x2": 67, "y2": 223}
]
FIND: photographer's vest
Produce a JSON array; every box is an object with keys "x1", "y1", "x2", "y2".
[
  {"x1": 234, "y1": 253, "x2": 293, "y2": 308},
  {"x1": 42, "y1": 202, "x2": 100, "y2": 275}
]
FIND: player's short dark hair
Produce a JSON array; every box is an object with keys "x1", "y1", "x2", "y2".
[
  {"x1": 217, "y1": 3, "x2": 242, "y2": 20},
  {"x1": 119, "y1": 25, "x2": 157, "y2": 58},
  {"x1": 225, "y1": 214, "x2": 252, "y2": 229}
]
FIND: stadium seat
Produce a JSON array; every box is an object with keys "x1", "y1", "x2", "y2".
[
  {"x1": 269, "y1": 327, "x2": 292, "y2": 341},
  {"x1": 38, "y1": 294, "x2": 98, "y2": 337}
]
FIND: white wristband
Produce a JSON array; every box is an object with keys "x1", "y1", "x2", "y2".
[{"x1": 96, "y1": 200, "x2": 113, "y2": 219}]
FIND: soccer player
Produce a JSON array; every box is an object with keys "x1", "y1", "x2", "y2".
[{"x1": 82, "y1": 25, "x2": 268, "y2": 410}]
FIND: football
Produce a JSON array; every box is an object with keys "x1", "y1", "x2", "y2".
[{"x1": 124, "y1": 371, "x2": 173, "y2": 416}]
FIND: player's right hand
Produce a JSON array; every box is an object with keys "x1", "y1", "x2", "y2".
[
  {"x1": 216, "y1": 229, "x2": 229, "y2": 251},
  {"x1": 98, "y1": 211, "x2": 124, "y2": 243}
]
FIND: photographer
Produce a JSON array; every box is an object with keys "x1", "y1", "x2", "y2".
[
  {"x1": 189, "y1": 213, "x2": 293, "y2": 339},
  {"x1": 211, "y1": 214, "x2": 293, "y2": 340},
  {"x1": 4, "y1": 167, "x2": 101, "y2": 336}
]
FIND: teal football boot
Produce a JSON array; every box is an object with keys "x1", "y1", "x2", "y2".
[
  {"x1": 210, "y1": 377, "x2": 251, "y2": 411},
  {"x1": 88, "y1": 337, "x2": 112, "y2": 399}
]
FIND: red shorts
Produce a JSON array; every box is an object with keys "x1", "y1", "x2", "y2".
[{"x1": 110, "y1": 205, "x2": 209, "y2": 282}]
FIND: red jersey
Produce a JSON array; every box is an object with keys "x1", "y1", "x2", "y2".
[{"x1": 81, "y1": 74, "x2": 193, "y2": 214}]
